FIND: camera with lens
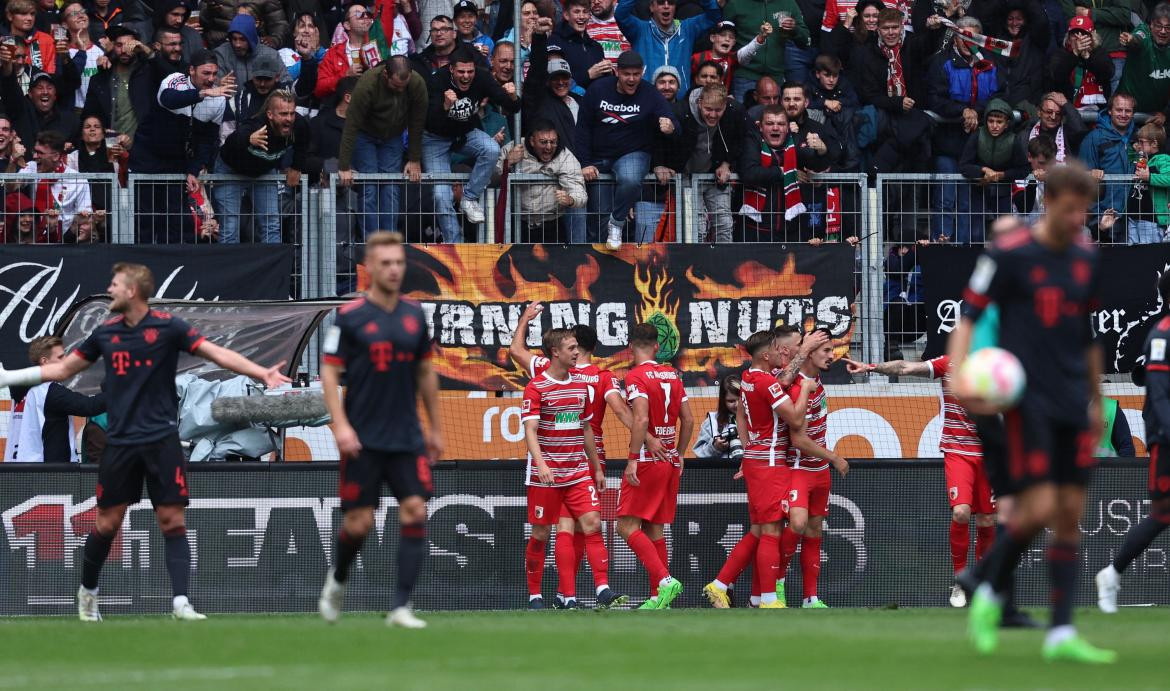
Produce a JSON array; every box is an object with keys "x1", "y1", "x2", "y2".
[{"x1": 719, "y1": 424, "x2": 744, "y2": 462}]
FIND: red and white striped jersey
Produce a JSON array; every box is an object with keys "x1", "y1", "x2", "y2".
[
  {"x1": 521, "y1": 372, "x2": 594, "y2": 486},
  {"x1": 740, "y1": 367, "x2": 791, "y2": 466},
  {"x1": 530, "y1": 356, "x2": 622, "y2": 459},
  {"x1": 927, "y1": 355, "x2": 982, "y2": 457},
  {"x1": 786, "y1": 373, "x2": 829, "y2": 471},
  {"x1": 626, "y1": 360, "x2": 687, "y2": 466},
  {"x1": 586, "y1": 16, "x2": 629, "y2": 63}
]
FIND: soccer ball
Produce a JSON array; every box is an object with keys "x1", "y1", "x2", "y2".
[{"x1": 957, "y1": 347, "x2": 1026, "y2": 409}]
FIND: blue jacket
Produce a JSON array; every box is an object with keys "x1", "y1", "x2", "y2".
[
  {"x1": 615, "y1": 0, "x2": 720, "y2": 95},
  {"x1": 927, "y1": 50, "x2": 1003, "y2": 157},
  {"x1": 1078, "y1": 115, "x2": 1135, "y2": 217}
]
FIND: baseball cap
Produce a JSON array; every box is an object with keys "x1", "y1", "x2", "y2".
[
  {"x1": 29, "y1": 71, "x2": 54, "y2": 87},
  {"x1": 712, "y1": 20, "x2": 736, "y2": 34},
  {"x1": 251, "y1": 53, "x2": 282, "y2": 79},
  {"x1": 1068, "y1": 15, "x2": 1093, "y2": 33},
  {"x1": 548, "y1": 58, "x2": 572, "y2": 76},
  {"x1": 546, "y1": 43, "x2": 563, "y2": 54},
  {"x1": 104, "y1": 25, "x2": 139, "y2": 41},
  {"x1": 616, "y1": 50, "x2": 643, "y2": 70},
  {"x1": 453, "y1": 0, "x2": 478, "y2": 16}
]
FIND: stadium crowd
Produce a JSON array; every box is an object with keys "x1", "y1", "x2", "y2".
[{"x1": 1, "y1": 0, "x2": 1169, "y2": 247}]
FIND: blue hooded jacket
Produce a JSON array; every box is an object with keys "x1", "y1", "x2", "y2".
[
  {"x1": 1078, "y1": 114, "x2": 1135, "y2": 217},
  {"x1": 615, "y1": 0, "x2": 719, "y2": 95}
]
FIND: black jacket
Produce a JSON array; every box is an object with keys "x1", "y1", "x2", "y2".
[
  {"x1": 41, "y1": 383, "x2": 106, "y2": 464},
  {"x1": 410, "y1": 45, "x2": 489, "y2": 90},
  {"x1": 128, "y1": 72, "x2": 220, "y2": 175},
  {"x1": 654, "y1": 93, "x2": 748, "y2": 173},
  {"x1": 425, "y1": 66, "x2": 519, "y2": 139},
  {"x1": 79, "y1": 55, "x2": 173, "y2": 134},
  {"x1": 309, "y1": 106, "x2": 345, "y2": 161},
  {"x1": 1048, "y1": 45, "x2": 1114, "y2": 105},
  {"x1": 0, "y1": 72, "x2": 79, "y2": 149},
  {"x1": 552, "y1": 22, "x2": 606, "y2": 91},
  {"x1": 958, "y1": 130, "x2": 1029, "y2": 181},
  {"x1": 850, "y1": 30, "x2": 940, "y2": 115},
  {"x1": 219, "y1": 113, "x2": 311, "y2": 176},
  {"x1": 521, "y1": 32, "x2": 585, "y2": 158}
]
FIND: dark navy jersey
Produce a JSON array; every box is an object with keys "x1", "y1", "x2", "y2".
[
  {"x1": 74, "y1": 310, "x2": 205, "y2": 445},
  {"x1": 322, "y1": 296, "x2": 433, "y2": 453},
  {"x1": 961, "y1": 228, "x2": 1102, "y2": 426},
  {"x1": 1142, "y1": 315, "x2": 1170, "y2": 447}
]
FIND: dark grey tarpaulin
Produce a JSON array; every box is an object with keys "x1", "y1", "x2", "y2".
[
  {"x1": 54, "y1": 297, "x2": 344, "y2": 395},
  {"x1": 0, "y1": 461, "x2": 1164, "y2": 614}
]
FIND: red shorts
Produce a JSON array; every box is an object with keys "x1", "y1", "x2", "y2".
[
  {"x1": 944, "y1": 452, "x2": 995, "y2": 514},
  {"x1": 743, "y1": 462, "x2": 791, "y2": 525},
  {"x1": 528, "y1": 480, "x2": 600, "y2": 525},
  {"x1": 617, "y1": 461, "x2": 679, "y2": 524},
  {"x1": 787, "y1": 468, "x2": 830, "y2": 517}
]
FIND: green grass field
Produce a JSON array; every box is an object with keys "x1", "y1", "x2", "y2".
[{"x1": 1, "y1": 608, "x2": 1165, "y2": 690}]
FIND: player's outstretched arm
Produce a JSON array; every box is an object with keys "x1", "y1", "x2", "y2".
[
  {"x1": 321, "y1": 362, "x2": 360, "y2": 459},
  {"x1": 0, "y1": 351, "x2": 92, "y2": 389},
  {"x1": 843, "y1": 357, "x2": 932, "y2": 378},
  {"x1": 417, "y1": 359, "x2": 444, "y2": 461},
  {"x1": 194, "y1": 341, "x2": 290, "y2": 388},
  {"x1": 509, "y1": 302, "x2": 543, "y2": 375},
  {"x1": 524, "y1": 418, "x2": 554, "y2": 484}
]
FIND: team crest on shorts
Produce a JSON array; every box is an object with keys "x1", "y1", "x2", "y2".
[
  {"x1": 781, "y1": 499, "x2": 790, "y2": 513},
  {"x1": 789, "y1": 489, "x2": 798, "y2": 502},
  {"x1": 535, "y1": 505, "x2": 544, "y2": 519},
  {"x1": 143, "y1": 328, "x2": 158, "y2": 344},
  {"x1": 949, "y1": 486, "x2": 959, "y2": 500}
]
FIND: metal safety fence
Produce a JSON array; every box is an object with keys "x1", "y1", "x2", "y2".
[{"x1": 2, "y1": 460, "x2": 1164, "y2": 614}]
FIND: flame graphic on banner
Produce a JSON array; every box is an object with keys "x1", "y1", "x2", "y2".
[
  {"x1": 633, "y1": 255, "x2": 682, "y2": 362},
  {"x1": 687, "y1": 256, "x2": 817, "y2": 299}
]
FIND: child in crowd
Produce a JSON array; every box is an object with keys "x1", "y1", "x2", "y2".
[
  {"x1": 691, "y1": 20, "x2": 771, "y2": 91},
  {"x1": 1127, "y1": 122, "x2": 1170, "y2": 245}
]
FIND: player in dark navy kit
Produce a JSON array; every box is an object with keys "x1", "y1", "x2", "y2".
[
  {"x1": 317, "y1": 231, "x2": 443, "y2": 629},
  {"x1": 947, "y1": 164, "x2": 1116, "y2": 664},
  {"x1": 0, "y1": 262, "x2": 290, "y2": 622},
  {"x1": 1096, "y1": 271, "x2": 1170, "y2": 614}
]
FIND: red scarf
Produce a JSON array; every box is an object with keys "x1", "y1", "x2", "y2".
[
  {"x1": 33, "y1": 160, "x2": 65, "y2": 214},
  {"x1": 881, "y1": 42, "x2": 906, "y2": 98}
]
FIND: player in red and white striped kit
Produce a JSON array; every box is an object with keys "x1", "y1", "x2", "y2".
[
  {"x1": 845, "y1": 353, "x2": 995, "y2": 608},
  {"x1": 778, "y1": 329, "x2": 849, "y2": 608},
  {"x1": 521, "y1": 328, "x2": 627, "y2": 610},
  {"x1": 617, "y1": 322, "x2": 692, "y2": 609},
  {"x1": 511, "y1": 303, "x2": 633, "y2": 608}
]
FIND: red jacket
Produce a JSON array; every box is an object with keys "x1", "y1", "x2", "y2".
[
  {"x1": 314, "y1": 41, "x2": 355, "y2": 100},
  {"x1": 23, "y1": 32, "x2": 57, "y2": 74}
]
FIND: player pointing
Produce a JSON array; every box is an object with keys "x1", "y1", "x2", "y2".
[
  {"x1": 318, "y1": 232, "x2": 443, "y2": 629},
  {"x1": 617, "y1": 322, "x2": 692, "y2": 609},
  {"x1": 0, "y1": 262, "x2": 289, "y2": 622}
]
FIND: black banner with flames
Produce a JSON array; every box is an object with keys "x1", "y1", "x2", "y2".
[{"x1": 382, "y1": 244, "x2": 856, "y2": 390}]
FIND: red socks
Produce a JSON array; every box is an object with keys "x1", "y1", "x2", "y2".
[
  {"x1": 555, "y1": 530, "x2": 578, "y2": 598},
  {"x1": 751, "y1": 561, "x2": 763, "y2": 599},
  {"x1": 756, "y1": 534, "x2": 780, "y2": 592},
  {"x1": 950, "y1": 520, "x2": 969, "y2": 574},
  {"x1": 716, "y1": 532, "x2": 759, "y2": 585},
  {"x1": 525, "y1": 537, "x2": 546, "y2": 597},
  {"x1": 778, "y1": 527, "x2": 801, "y2": 578},
  {"x1": 801, "y1": 536, "x2": 822, "y2": 600},
  {"x1": 573, "y1": 530, "x2": 587, "y2": 576},
  {"x1": 650, "y1": 538, "x2": 668, "y2": 596},
  {"x1": 584, "y1": 531, "x2": 609, "y2": 589},
  {"x1": 626, "y1": 529, "x2": 668, "y2": 585},
  {"x1": 975, "y1": 524, "x2": 995, "y2": 562}
]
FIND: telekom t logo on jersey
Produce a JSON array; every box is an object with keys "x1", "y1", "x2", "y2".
[
  {"x1": 111, "y1": 350, "x2": 131, "y2": 375},
  {"x1": 370, "y1": 342, "x2": 393, "y2": 371}
]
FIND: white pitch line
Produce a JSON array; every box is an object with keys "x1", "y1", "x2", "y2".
[{"x1": 0, "y1": 666, "x2": 278, "y2": 688}]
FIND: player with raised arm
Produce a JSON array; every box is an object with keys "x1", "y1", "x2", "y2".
[
  {"x1": 1096, "y1": 271, "x2": 1170, "y2": 613},
  {"x1": 779, "y1": 328, "x2": 849, "y2": 609},
  {"x1": 317, "y1": 232, "x2": 444, "y2": 630},
  {"x1": 702, "y1": 329, "x2": 830, "y2": 609},
  {"x1": 845, "y1": 351, "x2": 994, "y2": 609},
  {"x1": 617, "y1": 322, "x2": 692, "y2": 610},
  {"x1": 510, "y1": 302, "x2": 632, "y2": 609},
  {"x1": 0, "y1": 262, "x2": 290, "y2": 622},
  {"x1": 520, "y1": 328, "x2": 625, "y2": 610},
  {"x1": 951, "y1": 163, "x2": 1115, "y2": 663}
]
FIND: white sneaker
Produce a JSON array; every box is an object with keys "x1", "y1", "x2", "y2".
[
  {"x1": 1096, "y1": 564, "x2": 1120, "y2": 614},
  {"x1": 605, "y1": 220, "x2": 623, "y2": 250},
  {"x1": 949, "y1": 583, "x2": 967, "y2": 608},
  {"x1": 77, "y1": 586, "x2": 102, "y2": 622},
  {"x1": 319, "y1": 568, "x2": 347, "y2": 623},
  {"x1": 460, "y1": 198, "x2": 485, "y2": 224},
  {"x1": 172, "y1": 599, "x2": 207, "y2": 621},
  {"x1": 387, "y1": 606, "x2": 427, "y2": 629}
]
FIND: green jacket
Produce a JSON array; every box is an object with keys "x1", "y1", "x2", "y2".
[
  {"x1": 338, "y1": 67, "x2": 429, "y2": 170},
  {"x1": 721, "y1": 0, "x2": 809, "y2": 83},
  {"x1": 1117, "y1": 22, "x2": 1170, "y2": 113},
  {"x1": 1145, "y1": 152, "x2": 1170, "y2": 225},
  {"x1": 1060, "y1": 0, "x2": 1140, "y2": 54}
]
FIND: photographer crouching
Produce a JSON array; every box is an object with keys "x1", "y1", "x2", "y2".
[{"x1": 693, "y1": 377, "x2": 743, "y2": 461}]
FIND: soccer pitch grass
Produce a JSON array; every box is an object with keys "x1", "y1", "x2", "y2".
[{"x1": 1, "y1": 608, "x2": 1166, "y2": 690}]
